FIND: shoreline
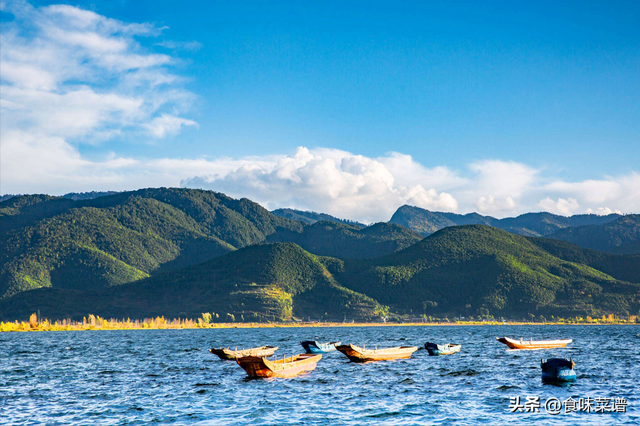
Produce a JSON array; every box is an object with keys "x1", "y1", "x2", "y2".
[{"x1": 2, "y1": 320, "x2": 637, "y2": 333}]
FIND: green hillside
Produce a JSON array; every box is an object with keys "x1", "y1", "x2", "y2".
[
  {"x1": 268, "y1": 221, "x2": 423, "y2": 259},
  {"x1": 1, "y1": 191, "x2": 638, "y2": 322},
  {"x1": 548, "y1": 215, "x2": 640, "y2": 254},
  {"x1": 0, "y1": 188, "x2": 303, "y2": 298},
  {"x1": 330, "y1": 225, "x2": 640, "y2": 318},
  {"x1": 0, "y1": 243, "x2": 385, "y2": 321},
  {"x1": 389, "y1": 205, "x2": 621, "y2": 237},
  {"x1": 528, "y1": 237, "x2": 640, "y2": 284}
]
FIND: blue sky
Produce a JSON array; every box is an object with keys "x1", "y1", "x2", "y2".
[{"x1": 1, "y1": 0, "x2": 639, "y2": 221}]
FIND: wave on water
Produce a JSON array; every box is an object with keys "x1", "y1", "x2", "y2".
[{"x1": 1, "y1": 325, "x2": 637, "y2": 425}]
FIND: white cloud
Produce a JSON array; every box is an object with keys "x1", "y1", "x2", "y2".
[
  {"x1": 378, "y1": 152, "x2": 467, "y2": 190},
  {"x1": 544, "y1": 179, "x2": 623, "y2": 205},
  {"x1": 1, "y1": 0, "x2": 197, "y2": 192},
  {"x1": 182, "y1": 147, "x2": 459, "y2": 223},
  {"x1": 475, "y1": 195, "x2": 516, "y2": 215},
  {"x1": 469, "y1": 160, "x2": 539, "y2": 198},
  {"x1": 538, "y1": 197, "x2": 581, "y2": 216},
  {"x1": 541, "y1": 173, "x2": 640, "y2": 216},
  {"x1": 144, "y1": 114, "x2": 198, "y2": 138},
  {"x1": 586, "y1": 207, "x2": 622, "y2": 215}
]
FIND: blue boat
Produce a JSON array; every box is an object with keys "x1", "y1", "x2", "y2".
[
  {"x1": 541, "y1": 357, "x2": 576, "y2": 382},
  {"x1": 425, "y1": 342, "x2": 461, "y2": 356},
  {"x1": 300, "y1": 340, "x2": 341, "y2": 354}
]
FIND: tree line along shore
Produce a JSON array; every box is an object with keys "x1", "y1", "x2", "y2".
[{"x1": 1, "y1": 313, "x2": 637, "y2": 332}]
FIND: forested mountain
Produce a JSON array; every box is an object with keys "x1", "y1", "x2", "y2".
[
  {"x1": 0, "y1": 191, "x2": 120, "y2": 203},
  {"x1": 0, "y1": 188, "x2": 303, "y2": 298},
  {"x1": 527, "y1": 237, "x2": 640, "y2": 284},
  {"x1": 1, "y1": 189, "x2": 638, "y2": 322},
  {"x1": 1, "y1": 226, "x2": 638, "y2": 321},
  {"x1": 389, "y1": 205, "x2": 496, "y2": 234},
  {"x1": 0, "y1": 243, "x2": 384, "y2": 321},
  {"x1": 60, "y1": 191, "x2": 121, "y2": 201},
  {"x1": 547, "y1": 215, "x2": 640, "y2": 254},
  {"x1": 389, "y1": 205, "x2": 621, "y2": 237},
  {"x1": 327, "y1": 226, "x2": 640, "y2": 319},
  {"x1": 268, "y1": 221, "x2": 423, "y2": 259},
  {"x1": 272, "y1": 208, "x2": 365, "y2": 227}
]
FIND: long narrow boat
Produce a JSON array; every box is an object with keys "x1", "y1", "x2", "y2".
[
  {"x1": 209, "y1": 345, "x2": 278, "y2": 360},
  {"x1": 425, "y1": 342, "x2": 461, "y2": 356},
  {"x1": 496, "y1": 337, "x2": 572, "y2": 350},
  {"x1": 236, "y1": 354, "x2": 322, "y2": 378},
  {"x1": 541, "y1": 357, "x2": 576, "y2": 382},
  {"x1": 335, "y1": 344, "x2": 418, "y2": 362},
  {"x1": 300, "y1": 340, "x2": 341, "y2": 354}
]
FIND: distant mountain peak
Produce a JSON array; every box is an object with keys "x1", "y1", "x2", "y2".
[{"x1": 389, "y1": 204, "x2": 621, "y2": 237}]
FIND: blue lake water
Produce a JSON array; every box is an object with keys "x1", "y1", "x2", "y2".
[{"x1": 1, "y1": 325, "x2": 638, "y2": 425}]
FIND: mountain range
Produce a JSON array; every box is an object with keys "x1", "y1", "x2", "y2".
[
  {"x1": 389, "y1": 204, "x2": 622, "y2": 237},
  {"x1": 1, "y1": 188, "x2": 638, "y2": 321}
]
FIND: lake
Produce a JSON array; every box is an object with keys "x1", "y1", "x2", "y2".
[{"x1": 1, "y1": 325, "x2": 638, "y2": 425}]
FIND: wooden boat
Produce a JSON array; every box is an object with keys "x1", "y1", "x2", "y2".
[
  {"x1": 425, "y1": 342, "x2": 461, "y2": 356},
  {"x1": 236, "y1": 354, "x2": 322, "y2": 378},
  {"x1": 208, "y1": 345, "x2": 278, "y2": 360},
  {"x1": 496, "y1": 337, "x2": 572, "y2": 350},
  {"x1": 300, "y1": 340, "x2": 341, "y2": 354},
  {"x1": 335, "y1": 343, "x2": 418, "y2": 362},
  {"x1": 541, "y1": 357, "x2": 576, "y2": 382}
]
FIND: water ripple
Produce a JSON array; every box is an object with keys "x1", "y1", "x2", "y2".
[{"x1": 0, "y1": 325, "x2": 638, "y2": 425}]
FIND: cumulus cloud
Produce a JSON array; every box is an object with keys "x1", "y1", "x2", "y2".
[
  {"x1": 538, "y1": 197, "x2": 581, "y2": 216},
  {"x1": 377, "y1": 152, "x2": 467, "y2": 190},
  {"x1": 475, "y1": 195, "x2": 516, "y2": 215},
  {"x1": 177, "y1": 151, "x2": 639, "y2": 222},
  {"x1": 469, "y1": 160, "x2": 539, "y2": 198},
  {"x1": 183, "y1": 147, "x2": 459, "y2": 223},
  {"x1": 459, "y1": 160, "x2": 538, "y2": 215}
]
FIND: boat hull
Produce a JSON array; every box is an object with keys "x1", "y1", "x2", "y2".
[
  {"x1": 236, "y1": 354, "x2": 321, "y2": 378},
  {"x1": 425, "y1": 342, "x2": 461, "y2": 356},
  {"x1": 541, "y1": 358, "x2": 576, "y2": 383},
  {"x1": 336, "y1": 344, "x2": 418, "y2": 362},
  {"x1": 496, "y1": 337, "x2": 572, "y2": 350},
  {"x1": 209, "y1": 345, "x2": 278, "y2": 360},
  {"x1": 542, "y1": 368, "x2": 576, "y2": 382},
  {"x1": 300, "y1": 341, "x2": 340, "y2": 354}
]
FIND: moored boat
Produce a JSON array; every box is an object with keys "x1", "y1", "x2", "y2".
[
  {"x1": 425, "y1": 342, "x2": 461, "y2": 356},
  {"x1": 209, "y1": 345, "x2": 278, "y2": 360},
  {"x1": 541, "y1": 357, "x2": 576, "y2": 382},
  {"x1": 300, "y1": 340, "x2": 341, "y2": 354},
  {"x1": 335, "y1": 343, "x2": 418, "y2": 362},
  {"x1": 236, "y1": 354, "x2": 322, "y2": 378},
  {"x1": 496, "y1": 337, "x2": 572, "y2": 350}
]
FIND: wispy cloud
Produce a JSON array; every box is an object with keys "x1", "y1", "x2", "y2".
[
  {"x1": 144, "y1": 114, "x2": 198, "y2": 138},
  {"x1": 1, "y1": 0, "x2": 197, "y2": 189},
  {"x1": 155, "y1": 40, "x2": 203, "y2": 51}
]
